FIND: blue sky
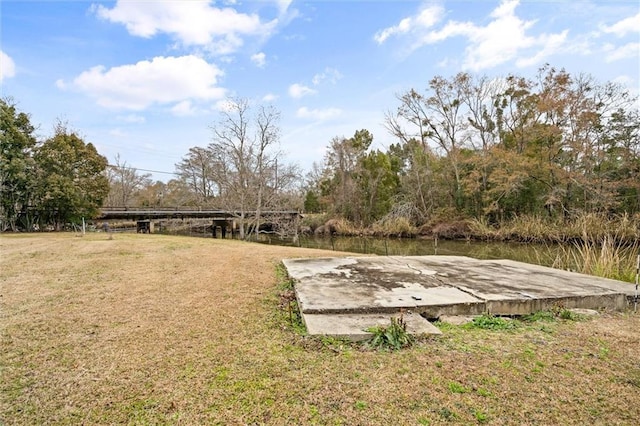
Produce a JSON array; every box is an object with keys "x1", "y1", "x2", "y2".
[{"x1": 1, "y1": 0, "x2": 639, "y2": 182}]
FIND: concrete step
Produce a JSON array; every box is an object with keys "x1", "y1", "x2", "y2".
[{"x1": 301, "y1": 311, "x2": 442, "y2": 341}]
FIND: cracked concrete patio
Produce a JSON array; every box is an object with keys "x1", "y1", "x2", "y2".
[{"x1": 283, "y1": 256, "x2": 636, "y2": 340}]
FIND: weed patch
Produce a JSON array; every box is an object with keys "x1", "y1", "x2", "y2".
[
  {"x1": 522, "y1": 310, "x2": 557, "y2": 322},
  {"x1": 447, "y1": 381, "x2": 470, "y2": 394},
  {"x1": 366, "y1": 315, "x2": 414, "y2": 350},
  {"x1": 463, "y1": 314, "x2": 518, "y2": 331}
]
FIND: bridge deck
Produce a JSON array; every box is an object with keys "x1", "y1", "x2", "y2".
[{"x1": 98, "y1": 208, "x2": 301, "y2": 220}]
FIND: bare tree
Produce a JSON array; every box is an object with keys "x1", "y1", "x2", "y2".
[
  {"x1": 386, "y1": 74, "x2": 470, "y2": 210},
  {"x1": 208, "y1": 98, "x2": 286, "y2": 239},
  {"x1": 105, "y1": 154, "x2": 152, "y2": 207},
  {"x1": 175, "y1": 146, "x2": 220, "y2": 205}
]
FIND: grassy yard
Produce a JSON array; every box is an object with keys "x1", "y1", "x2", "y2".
[{"x1": 1, "y1": 233, "x2": 639, "y2": 425}]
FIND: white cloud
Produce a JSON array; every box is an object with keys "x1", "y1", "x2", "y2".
[
  {"x1": 0, "y1": 50, "x2": 16, "y2": 82},
  {"x1": 171, "y1": 100, "x2": 198, "y2": 116},
  {"x1": 276, "y1": 0, "x2": 293, "y2": 14},
  {"x1": 262, "y1": 93, "x2": 278, "y2": 102},
  {"x1": 612, "y1": 75, "x2": 633, "y2": 86},
  {"x1": 604, "y1": 42, "x2": 640, "y2": 62},
  {"x1": 63, "y1": 55, "x2": 225, "y2": 110},
  {"x1": 251, "y1": 52, "x2": 266, "y2": 68},
  {"x1": 437, "y1": 57, "x2": 450, "y2": 68},
  {"x1": 601, "y1": 12, "x2": 640, "y2": 37},
  {"x1": 460, "y1": 1, "x2": 539, "y2": 70},
  {"x1": 288, "y1": 83, "x2": 317, "y2": 98},
  {"x1": 375, "y1": 0, "x2": 569, "y2": 71},
  {"x1": 117, "y1": 114, "x2": 146, "y2": 123},
  {"x1": 515, "y1": 31, "x2": 568, "y2": 68},
  {"x1": 374, "y1": 4, "x2": 444, "y2": 44},
  {"x1": 109, "y1": 128, "x2": 127, "y2": 138},
  {"x1": 312, "y1": 67, "x2": 343, "y2": 85},
  {"x1": 296, "y1": 107, "x2": 342, "y2": 121},
  {"x1": 94, "y1": 1, "x2": 278, "y2": 55}
]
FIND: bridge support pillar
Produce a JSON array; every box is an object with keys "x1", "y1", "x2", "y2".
[
  {"x1": 137, "y1": 220, "x2": 153, "y2": 234},
  {"x1": 212, "y1": 220, "x2": 228, "y2": 239}
]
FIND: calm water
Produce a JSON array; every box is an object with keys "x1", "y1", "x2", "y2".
[{"x1": 256, "y1": 235, "x2": 561, "y2": 268}]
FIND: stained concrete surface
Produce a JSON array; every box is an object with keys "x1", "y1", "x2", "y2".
[{"x1": 282, "y1": 255, "x2": 636, "y2": 340}]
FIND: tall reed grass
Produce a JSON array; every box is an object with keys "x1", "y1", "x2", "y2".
[
  {"x1": 467, "y1": 213, "x2": 640, "y2": 245},
  {"x1": 371, "y1": 217, "x2": 417, "y2": 237},
  {"x1": 551, "y1": 235, "x2": 639, "y2": 282},
  {"x1": 467, "y1": 213, "x2": 639, "y2": 282}
]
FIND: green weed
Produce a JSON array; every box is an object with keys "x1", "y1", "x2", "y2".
[
  {"x1": 366, "y1": 315, "x2": 414, "y2": 350},
  {"x1": 448, "y1": 381, "x2": 470, "y2": 394},
  {"x1": 522, "y1": 310, "x2": 557, "y2": 322},
  {"x1": 476, "y1": 388, "x2": 492, "y2": 397},
  {"x1": 474, "y1": 409, "x2": 489, "y2": 423},
  {"x1": 463, "y1": 314, "x2": 518, "y2": 331},
  {"x1": 354, "y1": 401, "x2": 368, "y2": 410}
]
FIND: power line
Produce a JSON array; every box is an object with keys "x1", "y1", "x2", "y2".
[{"x1": 107, "y1": 164, "x2": 179, "y2": 176}]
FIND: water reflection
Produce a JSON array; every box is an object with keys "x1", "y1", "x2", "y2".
[{"x1": 257, "y1": 235, "x2": 559, "y2": 267}]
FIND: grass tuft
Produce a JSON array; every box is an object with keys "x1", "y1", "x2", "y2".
[
  {"x1": 463, "y1": 314, "x2": 518, "y2": 331},
  {"x1": 371, "y1": 216, "x2": 417, "y2": 237},
  {"x1": 366, "y1": 314, "x2": 414, "y2": 350}
]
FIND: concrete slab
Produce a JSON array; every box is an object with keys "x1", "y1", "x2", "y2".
[
  {"x1": 283, "y1": 256, "x2": 485, "y2": 318},
  {"x1": 395, "y1": 256, "x2": 629, "y2": 315},
  {"x1": 283, "y1": 256, "x2": 635, "y2": 321},
  {"x1": 302, "y1": 312, "x2": 442, "y2": 341}
]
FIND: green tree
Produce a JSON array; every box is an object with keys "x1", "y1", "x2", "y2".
[
  {"x1": 356, "y1": 149, "x2": 399, "y2": 222},
  {"x1": 303, "y1": 190, "x2": 321, "y2": 213},
  {"x1": 0, "y1": 98, "x2": 38, "y2": 231},
  {"x1": 321, "y1": 130, "x2": 373, "y2": 222},
  {"x1": 387, "y1": 74, "x2": 471, "y2": 212},
  {"x1": 33, "y1": 126, "x2": 109, "y2": 229},
  {"x1": 596, "y1": 108, "x2": 640, "y2": 213}
]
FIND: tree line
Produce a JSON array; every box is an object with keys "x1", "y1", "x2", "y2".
[
  {"x1": 3, "y1": 66, "x2": 638, "y2": 234},
  {"x1": 1, "y1": 98, "x2": 109, "y2": 231},
  {"x1": 308, "y1": 66, "x2": 639, "y2": 227}
]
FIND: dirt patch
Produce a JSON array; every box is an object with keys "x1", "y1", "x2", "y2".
[{"x1": 1, "y1": 233, "x2": 639, "y2": 425}]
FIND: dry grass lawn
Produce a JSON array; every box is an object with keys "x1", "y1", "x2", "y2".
[{"x1": 1, "y1": 233, "x2": 639, "y2": 425}]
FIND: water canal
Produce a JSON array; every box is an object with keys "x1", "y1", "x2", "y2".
[
  {"x1": 123, "y1": 219, "x2": 634, "y2": 280},
  {"x1": 257, "y1": 235, "x2": 563, "y2": 268}
]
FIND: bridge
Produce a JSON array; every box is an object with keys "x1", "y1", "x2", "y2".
[
  {"x1": 98, "y1": 207, "x2": 301, "y2": 221},
  {"x1": 97, "y1": 207, "x2": 301, "y2": 237}
]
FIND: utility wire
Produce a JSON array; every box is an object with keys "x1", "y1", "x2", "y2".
[{"x1": 107, "y1": 164, "x2": 179, "y2": 176}]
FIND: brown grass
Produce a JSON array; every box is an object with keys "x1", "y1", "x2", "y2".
[
  {"x1": 1, "y1": 233, "x2": 639, "y2": 425},
  {"x1": 550, "y1": 236, "x2": 640, "y2": 283},
  {"x1": 467, "y1": 213, "x2": 640, "y2": 244}
]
